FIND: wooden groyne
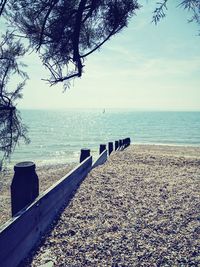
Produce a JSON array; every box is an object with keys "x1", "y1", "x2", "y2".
[{"x1": 0, "y1": 137, "x2": 131, "y2": 267}]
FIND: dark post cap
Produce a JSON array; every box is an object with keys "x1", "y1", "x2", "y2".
[
  {"x1": 108, "y1": 142, "x2": 113, "y2": 155},
  {"x1": 99, "y1": 144, "x2": 106, "y2": 154},
  {"x1": 80, "y1": 148, "x2": 90, "y2": 154},
  {"x1": 80, "y1": 148, "x2": 90, "y2": 163},
  {"x1": 14, "y1": 161, "x2": 36, "y2": 172}
]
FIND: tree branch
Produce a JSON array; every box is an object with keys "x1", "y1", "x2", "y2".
[
  {"x1": 152, "y1": 0, "x2": 168, "y2": 24},
  {"x1": 72, "y1": 0, "x2": 87, "y2": 77},
  {"x1": 80, "y1": 27, "x2": 121, "y2": 58},
  {"x1": 0, "y1": 0, "x2": 7, "y2": 16},
  {"x1": 42, "y1": 71, "x2": 80, "y2": 85},
  {"x1": 37, "y1": 0, "x2": 59, "y2": 51}
]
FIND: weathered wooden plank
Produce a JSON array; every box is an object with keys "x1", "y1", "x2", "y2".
[{"x1": 92, "y1": 149, "x2": 107, "y2": 169}]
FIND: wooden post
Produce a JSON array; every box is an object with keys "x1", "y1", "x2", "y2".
[
  {"x1": 119, "y1": 139, "x2": 122, "y2": 148},
  {"x1": 99, "y1": 144, "x2": 106, "y2": 154},
  {"x1": 125, "y1": 138, "x2": 128, "y2": 148},
  {"x1": 108, "y1": 142, "x2": 113, "y2": 155},
  {"x1": 123, "y1": 138, "x2": 126, "y2": 148},
  {"x1": 115, "y1": 140, "x2": 119, "y2": 150},
  {"x1": 126, "y1": 138, "x2": 129, "y2": 147},
  {"x1": 11, "y1": 162, "x2": 39, "y2": 217},
  {"x1": 123, "y1": 139, "x2": 126, "y2": 148},
  {"x1": 80, "y1": 148, "x2": 90, "y2": 163}
]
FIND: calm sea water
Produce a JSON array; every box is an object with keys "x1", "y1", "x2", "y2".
[{"x1": 9, "y1": 109, "x2": 200, "y2": 166}]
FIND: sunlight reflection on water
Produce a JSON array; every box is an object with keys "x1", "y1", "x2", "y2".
[{"x1": 9, "y1": 109, "x2": 200, "y2": 166}]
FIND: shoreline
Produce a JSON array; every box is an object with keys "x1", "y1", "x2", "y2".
[
  {"x1": 132, "y1": 143, "x2": 200, "y2": 157},
  {"x1": 6, "y1": 142, "x2": 200, "y2": 169},
  {"x1": 6, "y1": 157, "x2": 79, "y2": 170},
  {"x1": 133, "y1": 141, "x2": 200, "y2": 148}
]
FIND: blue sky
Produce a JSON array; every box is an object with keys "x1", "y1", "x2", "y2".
[{"x1": 8, "y1": 1, "x2": 200, "y2": 110}]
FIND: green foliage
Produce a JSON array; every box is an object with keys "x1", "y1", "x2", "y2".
[
  {"x1": 7, "y1": 0, "x2": 140, "y2": 88},
  {"x1": 180, "y1": 0, "x2": 200, "y2": 25},
  {"x1": 152, "y1": 0, "x2": 200, "y2": 28},
  {"x1": 0, "y1": 32, "x2": 29, "y2": 170}
]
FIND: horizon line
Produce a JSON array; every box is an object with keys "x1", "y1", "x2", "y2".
[{"x1": 18, "y1": 107, "x2": 200, "y2": 112}]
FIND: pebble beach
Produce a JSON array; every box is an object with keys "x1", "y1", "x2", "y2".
[{"x1": 15, "y1": 144, "x2": 200, "y2": 267}]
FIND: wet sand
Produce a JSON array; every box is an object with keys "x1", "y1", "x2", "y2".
[{"x1": 19, "y1": 144, "x2": 200, "y2": 266}]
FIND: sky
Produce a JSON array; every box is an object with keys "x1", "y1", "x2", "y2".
[{"x1": 5, "y1": 1, "x2": 200, "y2": 110}]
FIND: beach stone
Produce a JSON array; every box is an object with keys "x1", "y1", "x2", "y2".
[{"x1": 38, "y1": 261, "x2": 54, "y2": 267}]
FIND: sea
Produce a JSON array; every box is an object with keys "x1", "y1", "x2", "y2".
[{"x1": 7, "y1": 109, "x2": 200, "y2": 167}]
